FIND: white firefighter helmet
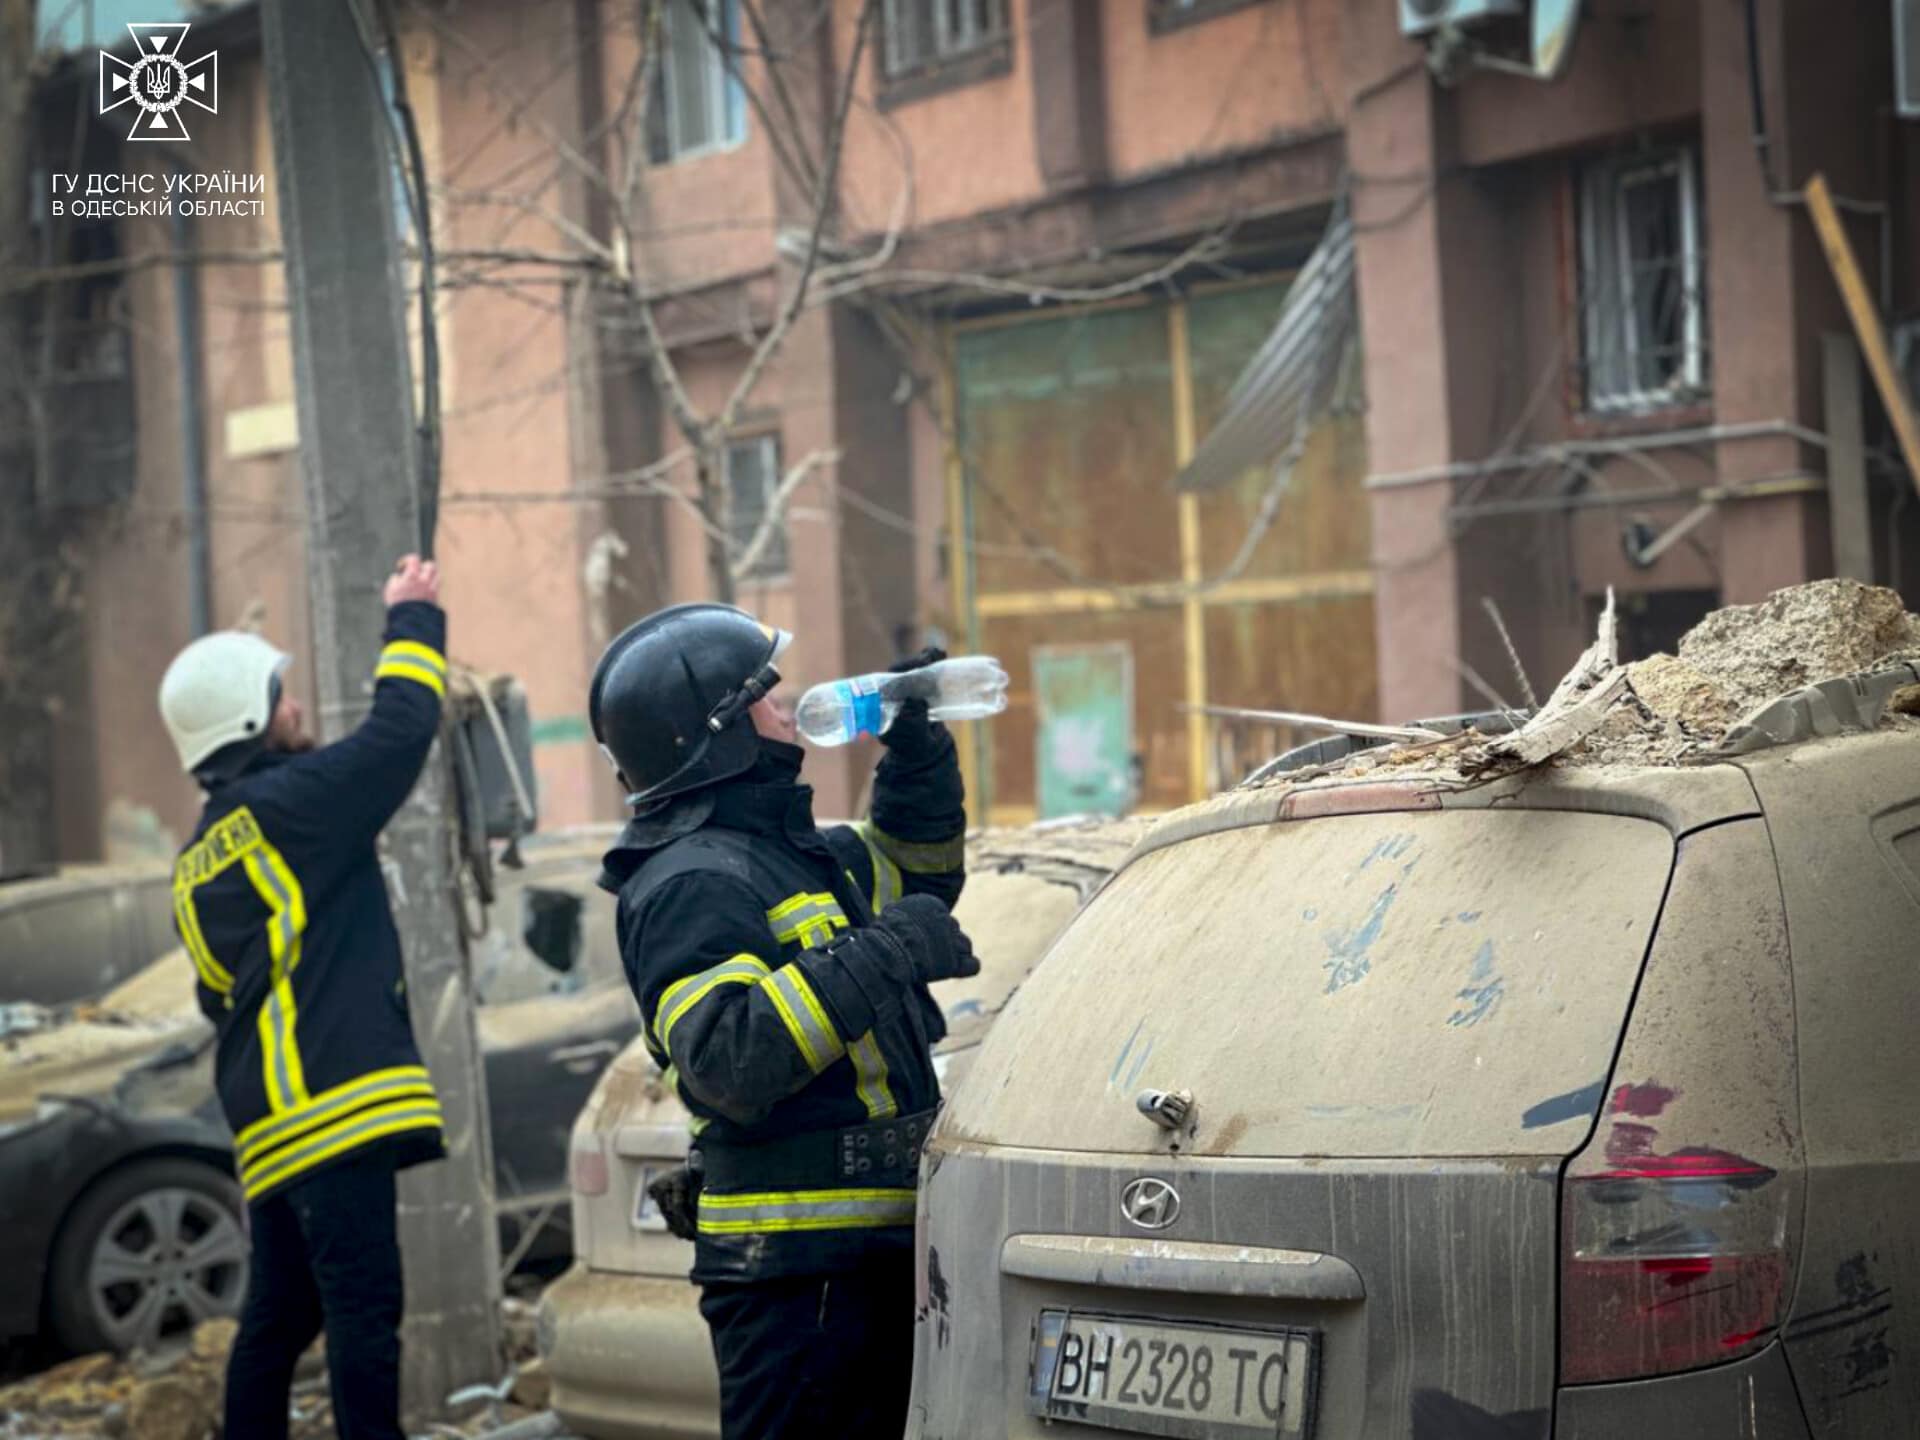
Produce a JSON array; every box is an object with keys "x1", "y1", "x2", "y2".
[{"x1": 158, "y1": 631, "x2": 291, "y2": 773}]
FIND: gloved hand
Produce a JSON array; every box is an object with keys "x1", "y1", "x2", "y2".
[
  {"x1": 872, "y1": 893, "x2": 978, "y2": 983},
  {"x1": 646, "y1": 1163, "x2": 702, "y2": 1242},
  {"x1": 881, "y1": 647, "x2": 949, "y2": 758}
]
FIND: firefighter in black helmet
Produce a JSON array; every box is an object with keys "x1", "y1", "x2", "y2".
[{"x1": 590, "y1": 604, "x2": 976, "y2": 1440}]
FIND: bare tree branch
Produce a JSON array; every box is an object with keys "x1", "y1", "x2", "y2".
[
  {"x1": 720, "y1": 0, "x2": 876, "y2": 429},
  {"x1": 731, "y1": 446, "x2": 839, "y2": 582}
]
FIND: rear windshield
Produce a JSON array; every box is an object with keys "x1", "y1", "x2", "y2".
[{"x1": 945, "y1": 810, "x2": 1672, "y2": 1157}]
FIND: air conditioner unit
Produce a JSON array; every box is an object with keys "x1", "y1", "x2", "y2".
[
  {"x1": 1898, "y1": 0, "x2": 1920, "y2": 118},
  {"x1": 1399, "y1": 0, "x2": 1524, "y2": 38}
]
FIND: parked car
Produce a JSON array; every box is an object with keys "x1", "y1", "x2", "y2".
[
  {"x1": 904, "y1": 708, "x2": 1920, "y2": 1437},
  {"x1": 539, "y1": 820, "x2": 1145, "y2": 1440},
  {"x1": 0, "y1": 829, "x2": 634, "y2": 1359},
  {"x1": 0, "y1": 863, "x2": 175, "y2": 1008}
]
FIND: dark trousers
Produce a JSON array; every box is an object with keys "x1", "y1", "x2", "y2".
[
  {"x1": 224, "y1": 1152, "x2": 405, "y2": 1440},
  {"x1": 699, "y1": 1252, "x2": 916, "y2": 1440}
]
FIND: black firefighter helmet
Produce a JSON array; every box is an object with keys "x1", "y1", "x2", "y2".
[{"x1": 589, "y1": 603, "x2": 792, "y2": 807}]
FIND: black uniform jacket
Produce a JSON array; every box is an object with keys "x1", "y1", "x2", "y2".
[
  {"x1": 600, "y1": 726, "x2": 966, "y2": 1283},
  {"x1": 175, "y1": 602, "x2": 449, "y2": 1205}
]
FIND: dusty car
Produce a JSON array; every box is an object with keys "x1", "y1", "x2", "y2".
[
  {"x1": 539, "y1": 820, "x2": 1144, "y2": 1440},
  {"x1": 0, "y1": 863, "x2": 176, "y2": 1010},
  {"x1": 0, "y1": 829, "x2": 636, "y2": 1358},
  {"x1": 907, "y1": 627, "x2": 1920, "y2": 1435}
]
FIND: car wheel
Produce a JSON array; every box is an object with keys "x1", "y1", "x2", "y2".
[{"x1": 47, "y1": 1157, "x2": 248, "y2": 1356}]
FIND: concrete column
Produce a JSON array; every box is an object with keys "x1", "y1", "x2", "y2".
[
  {"x1": 1346, "y1": 7, "x2": 1461, "y2": 722},
  {"x1": 1699, "y1": 0, "x2": 1892, "y2": 601}
]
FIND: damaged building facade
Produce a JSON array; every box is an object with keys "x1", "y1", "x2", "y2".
[{"x1": 22, "y1": 0, "x2": 1919, "y2": 856}]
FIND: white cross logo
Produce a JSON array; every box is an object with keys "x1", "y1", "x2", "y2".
[{"x1": 99, "y1": 23, "x2": 218, "y2": 142}]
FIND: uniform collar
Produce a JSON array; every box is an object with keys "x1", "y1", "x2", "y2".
[{"x1": 598, "y1": 741, "x2": 823, "y2": 892}]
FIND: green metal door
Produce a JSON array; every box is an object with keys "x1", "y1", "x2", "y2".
[{"x1": 1033, "y1": 644, "x2": 1134, "y2": 820}]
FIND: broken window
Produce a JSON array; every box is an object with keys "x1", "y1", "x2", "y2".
[
  {"x1": 649, "y1": 0, "x2": 746, "y2": 164},
  {"x1": 882, "y1": 0, "x2": 1008, "y2": 78},
  {"x1": 1577, "y1": 145, "x2": 1709, "y2": 413},
  {"x1": 726, "y1": 433, "x2": 788, "y2": 582}
]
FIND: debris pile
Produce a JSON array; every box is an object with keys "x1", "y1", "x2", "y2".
[
  {"x1": 1252, "y1": 580, "x2": 1920, "y2": 788},
  {"x1": 0, "y1": 1300, "x2": 550, "y2": 1440}
]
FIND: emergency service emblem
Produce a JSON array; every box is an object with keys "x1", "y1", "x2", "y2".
[{"x1": 99, "y1": 23, "x2": 218, "y2": 142}]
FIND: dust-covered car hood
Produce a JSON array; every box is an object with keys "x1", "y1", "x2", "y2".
[{"x1": 0, "y1": 949, "x2": 209, "y2": 1130}]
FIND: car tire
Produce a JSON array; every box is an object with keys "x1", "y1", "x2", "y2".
[{"x1": 47, "y1": 1157, "x2": 249, "y2": 1356}]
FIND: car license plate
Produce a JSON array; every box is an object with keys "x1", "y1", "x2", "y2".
[{"x1": 1029, "y1": 1309, "x2": 1317, "y2": 1439}]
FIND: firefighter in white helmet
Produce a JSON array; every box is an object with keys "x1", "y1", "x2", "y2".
[{"x1": 158, "y1": 554, "x2": 446, "y2": 1440}]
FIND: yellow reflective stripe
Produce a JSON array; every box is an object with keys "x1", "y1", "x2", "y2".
[
  {"x1": 382, "y1": 639, "x2": 447, "y2": 675},
  {"x1": 853, "y1": 828, "x2": 904, "y2": 915},
  {"x1": 240, "y1": 1098, "x2": 444, "y2": 1201},
  {"x1": 373, "y1": 659, "x2": 447, "y2": 698},
  {"x1": 764, "y1": 892, "x2": 821, "y2": 922},
  {"x1": 861, "y1": 823, "x2": 965, "y2": 875},
  {"x1": 173, "y1": 884, "x2": 231, "y2": 994},
  {"x1": 765, "y1": 892, "x2": 848, "y2": 950},
  {"x1": 850, "y1": 1032, "x2": 897, "y2": 1119},
  {"x1": 234, "y1": 1064, "x2": 436, "y2": 1163},
  {"x1": 242, "y1": 842, "x2": 310, "y2": 1112},
  {"x1": 696, "y1": 1187, "x2": 917, "y2": 1235},
  {"x1": 763, "y1": 967, "x2": 846, "y2": 1074},
  {"x1": 655, "y1": 955, "x2": 772, "y2": 1057}
]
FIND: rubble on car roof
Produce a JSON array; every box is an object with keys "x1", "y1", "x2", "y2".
[
  {"x1": 967, "y1": 815, "x2": 1155, "y2": 871},
  {"x1": 1251, "y1": 579, "x2": 1920, "y2": 790}
]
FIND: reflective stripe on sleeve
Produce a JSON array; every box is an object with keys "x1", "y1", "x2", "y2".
[
  {"x1": 763, "y1": 966, "x2": 846, "y2": 1074},
  {"x1": 654, "y1": 955, "x2": 772, "y2": 1054},
  {"x1": 859, "y1": 823, "x2": 965, "y2": 876},
  {"x1": 849, "y1": 1032, "x2": 898, "y2": 1119},
  {"x1": 765, "y1": 892, "x2": 849, "y2": 949}
]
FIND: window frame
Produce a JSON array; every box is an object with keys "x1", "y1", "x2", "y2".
[
  {"x1": 654, "y1": 0, "x2": 748, "y2": 165},
  {"x1": 876, "y1": 0, "x2": 1013, "y2": 109},
  {"x1": 724, "y1": 430, "x2": 790, "y2": 584},
  {"x1": 1576, "y1": 144, "x2": 1709, "y2": 416}
]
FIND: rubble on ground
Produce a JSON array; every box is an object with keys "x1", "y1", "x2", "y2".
[
  {"x1": 1250, "y1": 580, "x2": 1920, "y2": 789},
  {"x1": 0, "y1": 1298, "x2": 549, "y2": 1440}
]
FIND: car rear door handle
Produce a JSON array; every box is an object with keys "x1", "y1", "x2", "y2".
[
  {"x1": 1002, "y1": 1234, "x2": 1365, "y2": 1302},
  {"x1": 550, "y1": 1039, "x2": 619, "y2": 1072}
]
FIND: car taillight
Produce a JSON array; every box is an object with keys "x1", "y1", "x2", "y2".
[
  {"x1": 1560, "y1": 1138, "x2": 1791, "y2": 1385},
  {"x1": 570, "y1": 1132, "x2": 609, "y2": 1197}
]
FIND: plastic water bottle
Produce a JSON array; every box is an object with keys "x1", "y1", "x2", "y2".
[{"x1": 795, "y1": 657, "x2": 1010, "y2": 747}]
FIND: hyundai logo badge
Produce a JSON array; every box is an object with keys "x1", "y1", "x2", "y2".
[{"x1": 1120, "y1": 1176, "x2": 1181, "y2": 1231}]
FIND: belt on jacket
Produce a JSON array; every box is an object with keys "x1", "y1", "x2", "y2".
[{"x1": 697, "y1": 1108, "x2": 937, "y2": 1194}]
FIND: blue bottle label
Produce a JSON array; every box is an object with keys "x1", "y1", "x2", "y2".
[{"x1": 837, "y1": 678, "x2": 885, "y2": 739}]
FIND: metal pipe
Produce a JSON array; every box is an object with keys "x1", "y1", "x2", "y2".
[
  {"x1": 1365, "y1": 420, "x2": 1829, "y2": 491},
  {"x1": 168, "y1": 164, "x2": 212, "y2": 637},
  {"x1": 1448, "y1": 474, "x2": 1822, "y2": 522}
]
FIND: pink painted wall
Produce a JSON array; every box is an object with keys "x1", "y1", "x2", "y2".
[
  {"x1": 1100, "y1": 0, "x2": 1345, "y2": 181},
  {"x1": 836, "y1": 0, "x2": 1040, "y2": 231}
]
